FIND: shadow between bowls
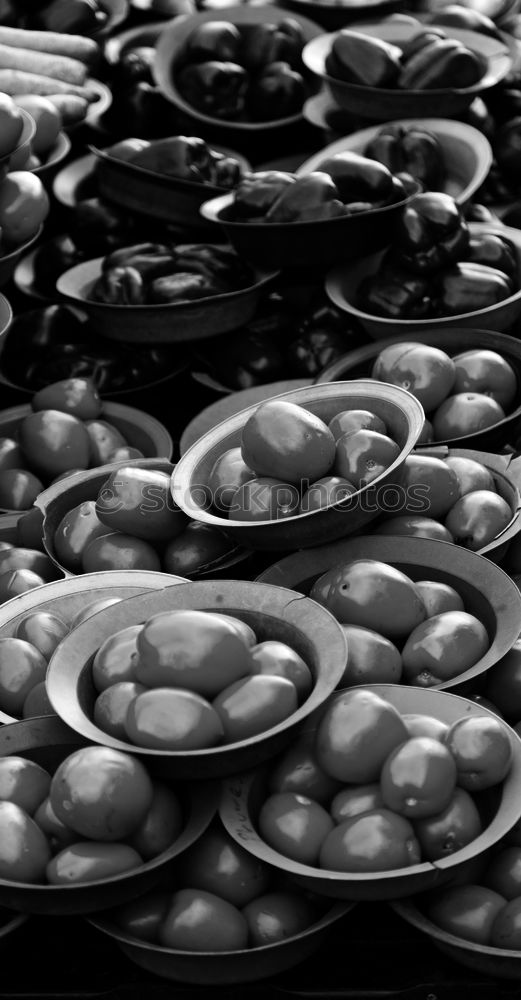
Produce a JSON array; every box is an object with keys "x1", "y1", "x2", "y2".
[
  {"x1": 171, "y1": 380, "x2": 425, "y2": 551},
  {"x1": 56, "y1": 256, "x2": 278, "y2": 344},
  {"x1": 220, "y1": 684, "x2": 521, "y2": 902},
  {"x1": 301, "y1": 24, "x2": 513, "y2": 120},
  {"x1": 0, "y1": 715, "x2": 219, "y2": 915},
  {"x1": 315, "y1": 327, "x2": 521, "y2": 451},
  {"x1": 45, "y1": 580, "x2": 347, "y2": 780},
  {"x1": 30, "y1": 132, "x2": 72, "y2": 187},
  {"x1": 254, "y1": 534, "x2": 521, "y2": 695},
  {"x1": 0, "y1": 227, "x2": 43, "y2": 289},
  {"x1": 0, "y1": 570, "x2": 187, "y2": 725},
  {"x1": 52, "y1": 154, "x2": 97, "y2": 209},
  {"x1": 325, "y1": 224, "x2": 521, "y2": 336}
]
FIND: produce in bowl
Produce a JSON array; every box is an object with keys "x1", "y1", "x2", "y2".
[
  {"x1": 102, "y1": 134, "x2": 247, "y2": 190},
  {"x1": 0, "y1": 509, "x2": 59, "y2": 606}
]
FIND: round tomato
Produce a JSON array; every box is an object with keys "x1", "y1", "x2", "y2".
[
  {"x1": 490, "y1": 897, "x2": 521, "y2": 948},
  {"x1": 319, "y1": 809, "x2": 421, "y2": 872},
  {"x1": 93, "y1": 682, "x2": 146, "y2": 741},
  {"x1": 0, "y1": 637, "x2": 47, "y2": 716},
  {"x1": 415, "y1": 581, "x2": 464, "y2": 618},
  {"x1": 0, "y1": 800, "x2": 51, "y2": 882},
  {"x1": 484, "y1": 846, "x2": 521, "y2": 901},
  {"x1": 20, "y1": 410, "x2": 90, "y2": 479},
  {"x1": 0, "y1": 438, "x2": 23, "y2": 473},
  {"x1": 0, "y1": 470, "x2": 43, "y2": 511},
  {"x1": 213, "y1": 674, "x2": 298, "y2": 742},
  {"x1": 268, "y1": 732, "x2": 341, "y2": 804},
  {"x1": 330, "y1": 783, "x2": 384, "y2": 824},
  {"x1": 125, "y1": 688, "x2": 224, "y2": 750},
  {"x1": 402, "y1": 714, "x2": 449, "y2": 742},
  {"x1": 81, "y1": 533, "x2": 161, "y2": 573},
  {"x1": 310, "y1": 559, "x2": 426, "y2": 638},
  {"x1": 15, "y1": 612, "x2": 68, "y2": 662},
  {"x1": 402, "y1": 612, "x2": 489, "y2": 686},
  {"x1": 129, "y1": 782, "x2": 183, "y2": 860},
  {"x1": 380, "y1": 736, "x2": 457, "y2": 819},
  {"x1": 445, "y1": 490, "x2": 512, "y2": 551},
  {"x1": 335, "y1": 429, "x2": 400, "y2": 488},
  {"x1": 444, "y1": 715, "x2": 513, "y2": 790},
  {"x1": 372, "y1": 343, "x2": 456, "y2": 411},
  {"x1": 207, "y1": 447, "x2": 255, "y2": 511},
  {"x1": 432, "y1": 392, "x2": 505, "y2": 441},
  {"x1": 180, "y1": 823, "x2": 271, "y2": 906},
  {"x1": 241, "y1": 400, "x2": 336, "y2": 485},
  {"x1": 159, "y1": 889, "x2": 248, "y2": 952},
  {"x1": 53, "y1": 500, "x2": 109, "y2": 573},
  {"x1": 250, "y1": 641, "x2": 312, "y2": 701},
  {"x1": 230, "y1": 477, "x2": 300, "y2": 522},
  {"x1": 22, "y1": 682, "x2": 54, "y2": 719},
  {"x1": 33, "y1": 796, "x2": 76, "y2": 851},
  {"x1": 373, "y1": 515, "x2": 453, "y2": 543},
  {"x1": 243, "y1": 891, "x2": 317, "y2": 946},
  {"x1": 414, "y1": 787, "x2": 482, "y2": 861},
  {"x1": 85, "y1": 420, "x2": 127, "y2": 466},
  {"x1": 427, "y1": 884, "x2": 506, "y2": 945},
  {"x1": 258, "y1": 792, "x2": 334, "y2": 865},
  {"x1": 452, "y1": 349, "x2": 517, "y2": 410},
  {"x1": 400, "y1": 455, "x2": 460, "y2": 520},
  {"x1": 0, "y1": 171, "x2": 49, "y2": 244},
  {"x1": 339, "y1": 626, "x2": 402, "y2": 685},
  {"x1": 315, "y1": 688, "x2": 408, "y2": 783},
  {"x1": 300, "y1": 476, "x2": 356, "y2": 513},
  {"x1": 0, "y1": 756, "x2": 50, "y2": 815},
  {"x1": 32, "y1": 377, "x2": 102, "y2": 420},
  {"x1": 47, "y1": 842, "x2": 143, "y2": 884},
  {"x1": 13, "y1": 96, "x2": 60, "y2": 156},
  {"x1": 328, "y1": 409, "x2": 387, "y2": 441},
  {"x1": 113, "y1": 891, "x2": 171, "y2": 942},
  {"x1": 92, "y1": 625, "x2": 142, "y2": 692},
  {"x1": 445, "y1": 456, "x2": 494, "y2": 497}
]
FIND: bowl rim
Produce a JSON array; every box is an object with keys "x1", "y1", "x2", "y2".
[
  {"x1": 171, "y1": 379, "x2": 425, "y2": 529},
  {"x1": 89, "y1": 142, "x2": 251, "y2": 196},
  {"x1": 45, "y1": 579, "x2": 348, "y2": 759},
  {"x1": 52, "y1": 153, "x2": 97, "y2": 208},
  {"x1": 30, "y1": 131, "x2": 72, "y2": 175},
  {"x1": 392, "y1": 896, "x2": 521, "y2": 960},
  {"x1": 219, "y1": 683, "x2": 521, "y2": 884},
  {"x1": 325, "y1": 223, "x2": 521, "y2": 328},
  {"x1": 0, "y1": 109, "x2": 36, "y2": 168}
]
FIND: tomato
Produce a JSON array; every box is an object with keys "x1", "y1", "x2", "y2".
[
  {"x1": 335, "y1": 430, "x2": 400, "y2": 488},
  {"x1": 213, "y1": 674, "x2": 298, "y2": 742},
  {"x1": 113, "y1": 890, "x2": 171, "y2": 942},
  {"x1": 490, "y1": 897, "x2": 521, "y2": 948},
  {"x1": 339, "y1": 626, "x2": 402, "y2": 685},
  {"x1": 134, "y1": 610, "x2": 252, "y2": 697},
  {"x1": 129, "y1": 782, "x2": 183, "y2": 860},
  {"x1": 319, "y1": 809, "x2": 421, "y2": 872},
  {"x1": 315, "y1": 689, "x2": 408, "y2": 783},
  {"x1": 125, "y1": 687, "x2": 224, "y2": 749},
  {"x1": 0, "y1": 800, "x2": 51, "y2": 882},
  {"x1": 485, "y1": 640, "x2": 521, "y2": 722},
  {"x1": 241, "y1": 400, "x2": 336, "y2": 485},
  {"x1": 445, "y1": 456, "x2": 494, "y2": 497},
  {"x1": 92, "y1": 625, "x2": 142, "y2": 692},
  {"x1": 82, "y1": 533, "x2": 161, "y2": 573},
  {"x1": 372, "y1": 343, "x2": 456, "y2": 412},
  {"x1": 380, "y1": 736, "x2": 457, "y2": 819},
  {"x1": 15, "y1": 612, "x2": 68, "y2": 661},
  {"x1": 402, "y1": 714, "x2": 449, "y2": 742},
  {"x1": 20, "y1": 410, "x2": 90, "y2": 479},
  {"x1": 69, "y1": 597, "x2": 122, "y2": 629},
  {"x1": 22, "y1": 682, "x2": 55, "y2": 719},
  {"x1": 0, "y1": 547, "x2": 54, "y2": 581},
  {"x1": 50, "y1": 746, "x2": 153, "y2": 841},
  {"x1": 468, "y1": 694, "x2": 503, "y2": 719},
  {"x1": 444, "y1": 715, "x2": 513, "y2": 791},
  {"x1": 243, "y1": 891, "x2": 317, "y2": 946},
  {"x1": 0, "y1": 171, "x2": 49, "y2": 244},
  {"x1": 427, "y1": 885, "x2": 506, "y2": 944},
  {"x1": 85, "y1": 420, "x2": 127, "y2": 466},
  {"x1": 300, "y1": 476, "x2": 356, "y2": 513},
  {"x1": 0, "y1": 438, "x2": 23, "y2": 472},
  {"x1": 33, "y1": 796, "x2": 76, "y2": 851},
  {"x1": 54, "y1": 500, "x2": 109, "y2": 573},
  {"x1": 0, "y1": 569, "x2": 45, "y2": 602},
  {"x1": 402, "y1": 612, "x2": 489, "y2": 686},
  {"x1": 268, "y1": 732, "x2": 341, "y2": 804},
  {"x1": 0, "y1": 757, "x2": 50, "y2": 815},
  {"x1": 310, "y1": 559, "x2": 426, "y2": 638},
  {"x1": 108, "y1": 447, "x2": 145, "y2": 462},
  {"x1": 250, "y1": 641, "x2": 312, "y2": 701},
  {"x1": 432, "y1": 393, "x2": 505, "y2": 441},
  {"x1": 0, "y1": 637, "x2": 47, "y2": 716},
  {"x1": 400, "y1": 455, "x2": 460, "y2": 520},
  {"x1": 445, "y1": 490, "x2": 512, "y2": 550},
  {"x1": 328, "y1": 409, "x2": 387, "y2": 442},
  {"x1": 32, "y1": 377, "x2": 102, "y2": 420},
  {"x1": 0, "y1": 95, "x2": 23, "y2": 157},
  {"x1": 258, "y1": 792, "x2": 334, "y2": 865},
  {"x1": 210, "y1": 613, "x2": 256, "y2": 647},
  {"x1": 452, "y1": 350, "x2": 517, "y2": 410},
  {"x1": 47, "y1": 842, "x2": 143, "y2": 885},
  {"x1": 208, "y1": 447, "x2": 255, "y2": 511},
  {"x1": 415, "y1": 581, "x2": 464, "y2": 618},
  {"x1": 94, "y1": 682, "x2": 146, "y2": 740},
  {"x1": 159, "y1": 889, "x2": 249, "y2": 952},
  {"x1": 330, "y1": 783, "x2": 384, "y2": 824},
  {"x1": 484, "y1": 847, "x2": 521, "y2": 900},
  {"x1": 96, "y1": 467, "x2": 187, "y2": 543},
  {"x1": 230, "y1": 477, "x2": 300, "y2": 521},
  {"x1": 414, "y1": 787, "x2": 482, "y2": 861},
  {"x1": 0, "y1": 469, "x2": 43, "y2": 510},
  {"x1": 373, "y1": 515, "x2": 453, "y2": 543},
  {"x1": 163, "y1": 522, "x2": 231, "y2": 575},
  {"x1": 13, "y1": 96, "x2": 61, "y2": 156},
  {"x1": 181, "y1": 823, "x2": 271, "y2": 906}
]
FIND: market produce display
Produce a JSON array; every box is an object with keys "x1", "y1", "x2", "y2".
[{"x1": 104, "y1": 134, "x2": 247, "y2": 189}]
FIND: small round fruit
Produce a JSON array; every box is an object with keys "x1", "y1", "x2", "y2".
[
  {"x1": 444, "y1": 715, "x2": 513, "y2": 791},
  {"x1": 315, "y1": 688, "x2": 409, "y2": 783},
  {"x1": 399, "y1": 455, "x2": 460, "y2": 520},
  {"x1": 0, "y1": 470, "x2": 43, "y2": 510},
  {"x1": 372, "y1": 516, "x2": 453, "y2": 543},
  {"x1": 81, "y1": 533, "x2": 161, "y2": 573},
  {"x1": 415, "y1": 581, "x2": 465, "y2": 618},
  {"x1": 129, "y1": 783, "x2": 183, "y2": 861},
  {"x1": 310, "y1": 559, "x2": 426, "y2": 638},
  {"x1": 213, "y1": 674, "x2": 298, "y2": 742},
  {"x1": 250, "y1": 641, "x2": 312, "y2": 701},
  {"x1": 402, "y1": 714, "x2": 449, "y2": 742},
  {"x1": 210, "y1": 613, "x2": 256, "y2": 647},
  {"x1": 33, "y1": 797, "x2": 76, "y2": 850},
  {"x1": 159, "y1": 889, "x2": 248, "y2": 952},
  {"x1": 0, "y1": 637, "x2": 47, "y2": 716},
  {"x1": 53, "y1": 500, "x2": 109, "y2": 573},
  {"x1": 372, "y1": 343, "x2": 456, "y2": 411},
  {"x1": 47, "y1": 842, "x2": 143, "y2": 884},
  {"x1": 335, "y1": 430, "x2": 400, "y2": 488},
  {"x1": 0, "y1": 800, "x2": 51, "y2": 882},
  {"x1": 414, "y1": 787, "x2": 482, "y2": 861},
  {"x1": 0, "y1": 94, "x2": 23, "y2": 157},
  {"x1": 330, "y1": 784, "x2": 384, "y2": 824},
  {"x1": 258, "y1": 792, "x2": 334, "y2": 865},
  {"x1": 0, "y1": 757, "x2": 50, "y2": 815},
  {"x1": 445, "y1": 491, "x2": 512, "y2": 551},
  {"x1": 181, "y1": 824, "x2": 271, "y2": 907},
  {"x1": 125, "y1": 688, "x2": 224, "y2": 750},
  {"x1": 20, "y1": 410, "x2": 90, "y2": 478},
  {"x1": 380, "y1": 736, "x2": 457, "y2": 818},
  {"x1": 13, "y1": 96, "x2": 61, "y2": 156},
  {"x1": 50, "y1": 746, "x2": 153, "y2": 841},
  {"x1": 0, "y1": 171, "x2": 49, "y2": 244},
  {"x1": 163, "y1": 522, "x2": 231, "y2": 576},
  {"x1": 427, "y1": 885, "x2": 506, "y2": 944},
  {"x1": 85, "y1": 420, "x2": 127, "y2": 466},
  {"x1": 300, "y1": 476, "x2": 356, "y2": 513},
  {"x1": 445, "y1": 456, "x2": 494, "y2": 496},
  {"x1": 401, "y1": 612, "x2": 489, "y2": 686},
  {"x1": 32, "y1": 377, "x2": 103, "y2": 419},
  {"x1": 22, "y1": 682, "x2": 54, "y2": 719},
  {"x1": 0, "y1": 569, "x2": 45, "y2": 603},
  {"x1": 339, "y1": 626, "x2": 402, "y2": 685},
  {"x1": 15, "y1": 612, "x2": 68, "y2": 661},
  {"x1": 484, "y1": 846, "x2": 521, "y2": 900},
  {"x1": 268, "y1": 733, "x2": 341, "y2": 804},
  {"x1": 207, "y1": 447, "x2": 255, "y2": 511},
  {"x1": 452, "y1": 349, "x2": 517, "y2": 410},
  {"x1": 432, "y1": 393, "x2": 505, "y2": 440},
  {"x1": 113, "y1": 891, "x2": 171, "y2": 942},
  {"x1": 319, "y1": 809, "x2": 421, "y2": 872},
  {"x1": 241, "y1": 400, "x2": 336, "y2": 485},
  {"x1": 230, "y1": 477, "x2": 300, "y2": 521},
  {"x1": 94, "y1": 682, "x2": 146, "y2": 740},
  {"x1": 328, "y1": 409, "x2": 387, "y2": 441},
  {"x1": 107, "y1": 447, "x2": 144, "y2": 462},
  {"x1": 92, "y1": 625, "x2": 142, "y2": 692},
  {"x1": 0, "y1": 438, "x2": 23, "y2": 473},
  {"x1": 243, "y1": 891, "x2": 317, "y2": 946}
]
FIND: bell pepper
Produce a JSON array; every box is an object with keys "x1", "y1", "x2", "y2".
[
  {"x1": 325, "y1": 29, "x2": 402, "y2": 87},
  {"x1": 399, "y1": 28, "x2": 447, "y2": 62},
  {"x1": 317, "y1": 151, "x2": 394, "y2": 204},
  {"x1": 394, "y1": 192, "x2": 469, "y2": 274},
  {"x1": 398, "y1": 38, "x2": 485, "y2": 90},
  {"x1": 184, "y1": 21, "x2": 242, "y2": 64},
  {"x1": 103, "y1": 244, "x2": 175, "y2": 281},
  {"x1": 174, "y1": 244, "x2": 252, "y2": 288},
  {"x1": 239, "y1": 19, "x2": 304, "y2": 73},
  {"x1": 286, "y1": 303, "x2": 366, "y2": 376},
  {"x1": 114, "y1": 47, "x2": 155, "y2": 89},
  {"x1": 435, "y1": 262, "x2": 514, "y2": 316},
  {"x1": 248, "y1": 62, "x2": 306, "y2": 121},
  {"x1": 149, "y1": 273, "x2": 219, "y2": 303},
  {"x1": 466, "y1": 233, "x2": 517, "y2": 278},
  {"x1": 212, "y1": 155, "x2": 244, "y2": 189},
  {"x1": 91, "y1": 267, "x2": 145, "y2": 305},
  {"x1": 364, "y1": 124, "x2": 445, "y2": 191},
  {"x1": 358, "y1": 263, "x2": 432, "y2": 319},
  {"x1": 176, "y1": 61, "x2": 248, "y2": 120},
  {"x1": 131, "y1": 136, "x2": 213, "y2": 182},
  {"x1": 265, "y1": 173, "x2": 344, "y2": 223},
  {"x1": 232, "y1": 171, "x2": 296, "y2": 220}
]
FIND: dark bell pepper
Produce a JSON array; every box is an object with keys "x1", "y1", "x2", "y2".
[
  {"x1": 358, "y1": 263, "x2": 432, "y2": 320},
  {"x1": 131, "y1": 136, "x2": 213, "y2": 182},
  {"x1": 286, "y1": 303, "x2": 366, "y2": 376},
  {"x1": 239, "y1": 19, "x2": 304, "y2": 72},
  {"x1": 173, "y1": 244, "x2": 252, "y2": 288},
  {"x1": 466, "y1": 233, "x2": 517, "y2": 278},
  {"x1": 211, "y1": 155, "x2": 244, "y2": 189},
  {"x1": 184, "y1": 22, "x2": 242, "y2": 64},
  {"x1": 317, "y1": 151, "x2": 394, "y2": 204},
  {"x1": 364, "y1": 124, "x2": 445, "y2": 191},
  {"x1": 399, "y1": 28, "x2": 447, "y2": 62},
  {"x1": 92, "y1": 267, "x2": 145, "y2": 305},
  {"x1": 176, "y1": 61, "x2": 248, "y2": 120},
  {"x1": 265, "y1": 172, "x2": 345, "y2": 223},
  {"x1": 232, "y1": 171, "x2": 296, "y2": 219},
  {"x1": 114, "y1": 47, "x2": 156, "y2": 88},
  {"x1": 398, "y1": 38, "x2": 485, "y2": 90},
  {"x1": 71, "y1": 198, "x2": 134, "y2": 255},
  {"x1": 435, "y1": 262, "x2": 514, "y2": 316},
  {"x1": 103, "y1": 244, "x2": 175, "y2": 281},
  {"x1": 325, "y1": 29, "x2": 402, "y2": 87},
  {"x1": 149, "y1": 273, "x2": 219, "y2": 303},
  {"x1": 248, "y1": 62, "x2": 306, "y2": 121},
  {"x1": 394, "y1": 192, "x2": 469, "y2": 274}
]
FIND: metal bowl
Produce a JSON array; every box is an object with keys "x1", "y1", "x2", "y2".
[
  {"x1": 0, "y1": 227, "x2": 43, "y2": 290},
  {"x1": 46, "y1": 579, "x2": 347, "y2": 780},
  {"x1": 220, "y1": 684, "x2": 521, "y2": 901}
]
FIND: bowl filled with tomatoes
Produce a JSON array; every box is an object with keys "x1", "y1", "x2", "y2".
[
  {"x1": 0, "y1": 715, "x2": 219, "y2": 915},
  {"x1": 45, "y1": 579, "x2": 347, "y2": 780},
  {"x1": 220, "y1": 684, "x2": 521, "y2": 901},
  {"x1": 170, "y1": 380, "x2": 425, "y2": 551},
  {"x1": 256, "y1": 534, "x2": 521, "y2": 695}
]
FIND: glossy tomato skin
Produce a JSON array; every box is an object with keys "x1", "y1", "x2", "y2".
[
  {"x1": 53, "y1": 501, "x2": 109, "y2": 573},
  {"x1": 402, "y1": 611, "x2": 489, "y2": 686},
  {"x1": 335, "y1": 429, "x2": 400, "y2": 489},
  {"x1": 0, "y1": 470, "x2": 43, "y2": 511},
  {"x1": 485, "y1": 640, "x2": 521, "y2": 721},
  {"x1": 47, "y1": 842, "x2": 143, "y2": 884},
  {"x1": 213, "y1": 674, "x2": 298, "y2": 742},
  {"x1": 0, "y1": 171, "x2": 49, "y2": 243},
  {"x1": 268, "y1": 732, "x2": 341, "y2": 804},
  {"x1": 339, "y1": 626, "x2": 402, "y2": 685},
  {"x1": 300, "y1": 476, "x2": 356, "y2": 513},
  {"x1": 129, "y1": 783, "x2": 183, "y2": 860},
  {"x1": 0, "y1": 438, "x2": 22, "y2": 473},
  {"x1": 210, "y1": 613, "x2": 257, "y2": 647},
  {"x1": 0, "y1": 800, "x2": 51, "y2": 882},
  {"x1": 81, "y1": 533, "x2": 161, "y2": 574},
  {"x1": 180, "y1": 823, "x2": 272, "y2": 906},
  {"x1": 230, "y1": 477, "x2": 300, "y2": 521},
  {"x1": 373, "y1": 343, "x2": 455, "y2": 411},
  {"x1": 330, "y1": 784, "x2": 384, "y2": 824},
  {"x1": 0, "y1": 568, "x2": 45, "y2": 602},
  {"x1": 319, "y1": 809, "x2": 421, "y2": 872},
  {"x1": 452, "y1": 349, "x2": 517, "y2": 410},
  {"x1": 427, "y1": 885, "x2": 506, "y2": 944},
  {"x1": 85, "y1": 420, "x2": 127, "y2": 466},
  {"x1": 484, "y1": 846, "x2": 521, "y2": 900},
  {"x1": 415, "y1": 581, "x2": 464, "y2": 618},
  {"x1": 445, "y1": 490, "x2": 512, "y2": 550},
  {"x1": 33, "y1": 796, "x2": 76, "y2": 851},
  {"x1": 250, "y1": 641, "x2": 312, "y2": 701},
  {"x1": 380, "y1": 736, "x2": 457, "y2": 819},
  {"x1": 399, "y1": 455, "x2": 460, "y2": 520},
  {"x1": 15, "y1": 612, "x2": 68, "y2": 661},
  {"x1": 163, "y1": 522, "x2": 231, "y2": 576},
  {"x1": 328, "y1": 409, "x2": 387, "y2": 441},
  {"x1": 125, "y1": 688, "x2": 224, "y2": 750},
  {"x1": 372, "y1": 515, "x2": 453, "y2": 543},
  {"x1": 0, "y1": 637, "x2": 47, "y2": 716},
  {"x1": 241, "y1": 400, "x2": 336, "y2": 485},
  {"x1": 414, "y1": 787, "x2": 482, "y2": 861},
  {"x1": 94, "y1": 682, "x2": 146, "y2": 741},
  {"x1": 490, "y1": 897, "x2": 521, "y2": 948},
  {"x1": 32, "y1": 378, "x2": 102, "y2": 420},
  {"x1": 243, "y1": 891, "x2": 317, "y2": 946},
  {"x1": 96, "y1": 467, "x2": 187, "y2": 543},
  {"x1": 92, "y1": 625, "x2": 142, "y2": 692},
  {"x1": 208, "y1": 447, "x2": 255, "y2": 511},
  {"x1": 402, "y1": 714, "x2": 449, "y2": 742},
  {"x1": 159, "y1": 889, "x2": 249, "y2": 952},
  {"x1": 113, "y1": 890, "x2": 171, "y2": 942},
  {"x1": 432, "y1": 392, "x2": 505, "y2": 441},
  {"x1": 315, "y1": 689, "x2": 408, "y2": 783},
  {"x1": 20, "y1": 410, "x2": 90, "y2": 479},
  {"x1": 0, "y1": 757, "x2": 50, "y2": 815},
  {"x1": 258, "y1": 792, "x2": 334, "y2": 865},
  {"x1": 443, "y1": 715, "x2": 513, "y2": 791},
  {"x1": 445, "y1": 456, "x2": 494, "y2": 496}
]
